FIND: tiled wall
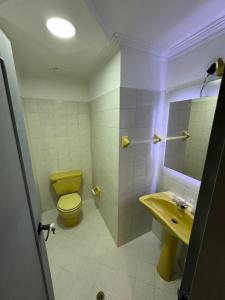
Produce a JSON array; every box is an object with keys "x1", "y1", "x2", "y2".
[
  {"x1": 90, "y1": 89, "x2": 120, "y2": 243},
  {"x1": 184, "y1": 97, "x2": 217, "y2": 179},
  {"x1": 118, "y1": 87, "x2": 161, "y2": 245},
  {"x1": 23, "y1": 98, "x2": 92, "y2": 211}
]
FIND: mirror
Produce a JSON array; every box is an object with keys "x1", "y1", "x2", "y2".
[{"x1": 164, "y1": 96, "x2": 217, "y2": 180}]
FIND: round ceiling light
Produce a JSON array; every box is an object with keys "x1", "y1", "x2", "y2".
[{"x1": 46, "y1": 17, "x2": 76, "y2": 39}]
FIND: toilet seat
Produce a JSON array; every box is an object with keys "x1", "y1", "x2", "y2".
[{"x1": 57, "y1": 193, "x2": 81, "y2": 212}]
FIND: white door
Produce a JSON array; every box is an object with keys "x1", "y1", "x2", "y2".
[{"x1": 0, "y1": 31, "x2": 54, "y2": 300}]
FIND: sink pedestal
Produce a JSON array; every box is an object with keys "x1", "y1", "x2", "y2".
[
  {"x1": 157, "y1": 232, "x2": 179, "y2": 281},
  {"x1": 139, "y1": 192, "x2": 194, "y2": 281}
]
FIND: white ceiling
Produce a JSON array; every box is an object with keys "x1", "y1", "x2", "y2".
[
  {"x1": 0, "y1": 0, "x2": 225, "y2": 81},
  {"x1": 0, "y1": 0, "x2": 108, "y2": 80},
  {"x1": 85, "y1": 0, "x2": 225, "y2": 52}
]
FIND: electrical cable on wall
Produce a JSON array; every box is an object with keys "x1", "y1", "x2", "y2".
[{"x1": 200, "y1": 74, "x2": 210, "y2": 97}]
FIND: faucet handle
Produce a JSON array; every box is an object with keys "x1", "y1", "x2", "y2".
[
  {"x1": 173, "y1": 194, "x2": 182, "y2": 204},
  {"x1": 179, "y1": 202, "x2": 188, "y2": 209},
  {"x1": 173, "y1": 194, "x2": 188, "y2": 209}
]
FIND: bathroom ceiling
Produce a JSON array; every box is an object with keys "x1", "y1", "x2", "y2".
[
  {"x1": 0, "y1": 0, "x2": 225, "y2": 81},
  {"x1": 85, "y1": 0, "x2": 225, "y2": 52},
  {"x1": 0, "y1": 0, "x2": 108, "y2": 80}
]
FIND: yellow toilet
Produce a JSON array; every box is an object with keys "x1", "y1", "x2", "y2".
[{"x1": 49, "y1": 170, "x2": 82, "y2": 227}]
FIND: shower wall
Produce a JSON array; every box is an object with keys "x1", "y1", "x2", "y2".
[
  {"x1": 90, "y1": 89, "x2": 120, "y2": 242},
  {"x1": 118, "y1": 87, "x2": 161, "y2": 245},
  {"x1": 89, "y1": 51, "x2": 121, "y2": 243},
  {"x1": 23, "y1": 98, "x2": 92, "y2": 211}
]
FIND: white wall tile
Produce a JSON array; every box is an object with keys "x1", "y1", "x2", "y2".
[
  {"x1": 120, "y1": 109, "x2": 136, "y2": 128},
  {"x1": 118, "y1": 87, "x2": 160, "y2": 245},
  {"x1": 120, "y1": 87, "x2": 137, "y2": 109},
  {"x1": 23, "y1": 98, "x2": 93, "y2": 211},
  {"x1": 90, "y1": 89, "x2": 120, "y2": 244}
]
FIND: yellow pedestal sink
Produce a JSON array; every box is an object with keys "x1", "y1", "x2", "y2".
[{"x1": 139, "y1": 192, "x2": 194, "y2": 281}]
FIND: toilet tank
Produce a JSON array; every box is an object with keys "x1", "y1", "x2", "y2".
[{"x1": 50, "y1": 170, "x2": 82, "y2": 196}]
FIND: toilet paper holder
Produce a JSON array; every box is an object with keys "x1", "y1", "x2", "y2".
[{"x1": 92, "y1": 186, "x2": 101, "y2": 197}]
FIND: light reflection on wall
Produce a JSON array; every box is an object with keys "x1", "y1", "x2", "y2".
[
  {"x1": 150, "y1": 91, "x2": 166, "y2": 192},
  {"x1": 164, "y1": 166, "x2": 201, "y2": 190}
]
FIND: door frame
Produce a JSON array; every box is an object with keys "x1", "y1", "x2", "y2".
[
  {"x1": 0, "y1": 31, "x2": 54, "y2": 299},
  {"x1": 179, "y1": 72, "x2": 225, "y2": 299}
]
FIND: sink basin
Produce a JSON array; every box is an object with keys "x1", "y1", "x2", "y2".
[
  {"x1": 139, "y1": 192, "x2": 194, "y2": 281},
  {"x1": 139, "y1": 192, "x2": 193, "y2": 245}
]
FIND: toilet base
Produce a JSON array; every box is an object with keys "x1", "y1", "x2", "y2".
[
  {"x1": 58, "y1": 208, "x2": 81, "y2": 227},
  {"x1": 63, "y1": 216, "x2": 79, "y2": 227}
]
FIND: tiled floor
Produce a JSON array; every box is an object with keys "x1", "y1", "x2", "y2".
[{"x1": 42, "y1": 199, "x2": 181, "y2": 300}]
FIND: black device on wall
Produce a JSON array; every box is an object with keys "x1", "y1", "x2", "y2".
[
  {"x1": 200, "y1": 57, "x2": 224, "y2": 97},
  {"x1": 206, "y1": 62, "x2": 216, "y2": 75}
]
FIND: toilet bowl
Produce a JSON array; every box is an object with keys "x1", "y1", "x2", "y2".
[
  {"x1": 57, "y1": 193, "x2": 81, "y2": 227},
  {"x1": 49, "y1": 170, "x2": 82, "y2": 227}
]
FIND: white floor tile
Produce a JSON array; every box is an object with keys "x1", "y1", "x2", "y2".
[
  {"x1": 136, "y1": 261, "x2": 155, "y2": 285},
  {"x1": 100, "y1": 249, "x2": 137, "y2": 277},
  {"x1": 95, "y1": 265, "x2": 117, "y2": 293},
  {"x1": 132, "y1": 280, "x2": 154, "y2": 300},
  {"x1": 154, "y1": 271, "x2": 178, "y2": 294},
  {"x1": 119, "y1": 239, "x2": 141, "y2": 258},
  {"x1": 66, "y1": 277, "x2": 94, "y2": 300},
  {"x1": 155, "y1": 288, "x2": 177, "y2": 300},
  {"x1": 53, "y1": 268, "x2": 78, "y2": 300},
  {"x1": 111, "y1": 272, "x2": 135, "y2": 300},
  {"x1": 78, "y1": 257, "x2": 101, "y2": 282},
  {"x1": 49, "y1": 263, "x2": 63, "y2": 283},
  {"x1": 43, "y1": 199, "x2": 179, "y2": 300},
  {"x1": 60, "y1": 252, "x2": 83, "y2": 277},
  {"x1": 89, "y1": 286, "x2": 111, "y2": 300}
]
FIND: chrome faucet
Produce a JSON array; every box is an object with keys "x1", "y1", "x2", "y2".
[
  {"x1": 173, "y1": 194, "x2": 188, "y2": 210},
  {"x1": 177, "y1": 201, "x2": 188, "y2": 210}
]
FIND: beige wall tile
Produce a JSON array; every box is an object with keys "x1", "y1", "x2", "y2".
[
  {"x1": 23, "y1": 98, "x2": 93, "y2": 211},
  {"x1": 90, "y1": 89, "x2": 120, "y2": 244},
  {"x1": 118, "y1": 87, "x2": 159, "y2": 245}
]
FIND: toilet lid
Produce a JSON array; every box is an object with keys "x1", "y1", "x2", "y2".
[{"x1": 57, "y1": 193, "x2": 81, "y2": 211}]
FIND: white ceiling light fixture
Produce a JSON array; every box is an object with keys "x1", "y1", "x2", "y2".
[{"x1": 46, "y1": 17, "x2": 76, "y2": 39}]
